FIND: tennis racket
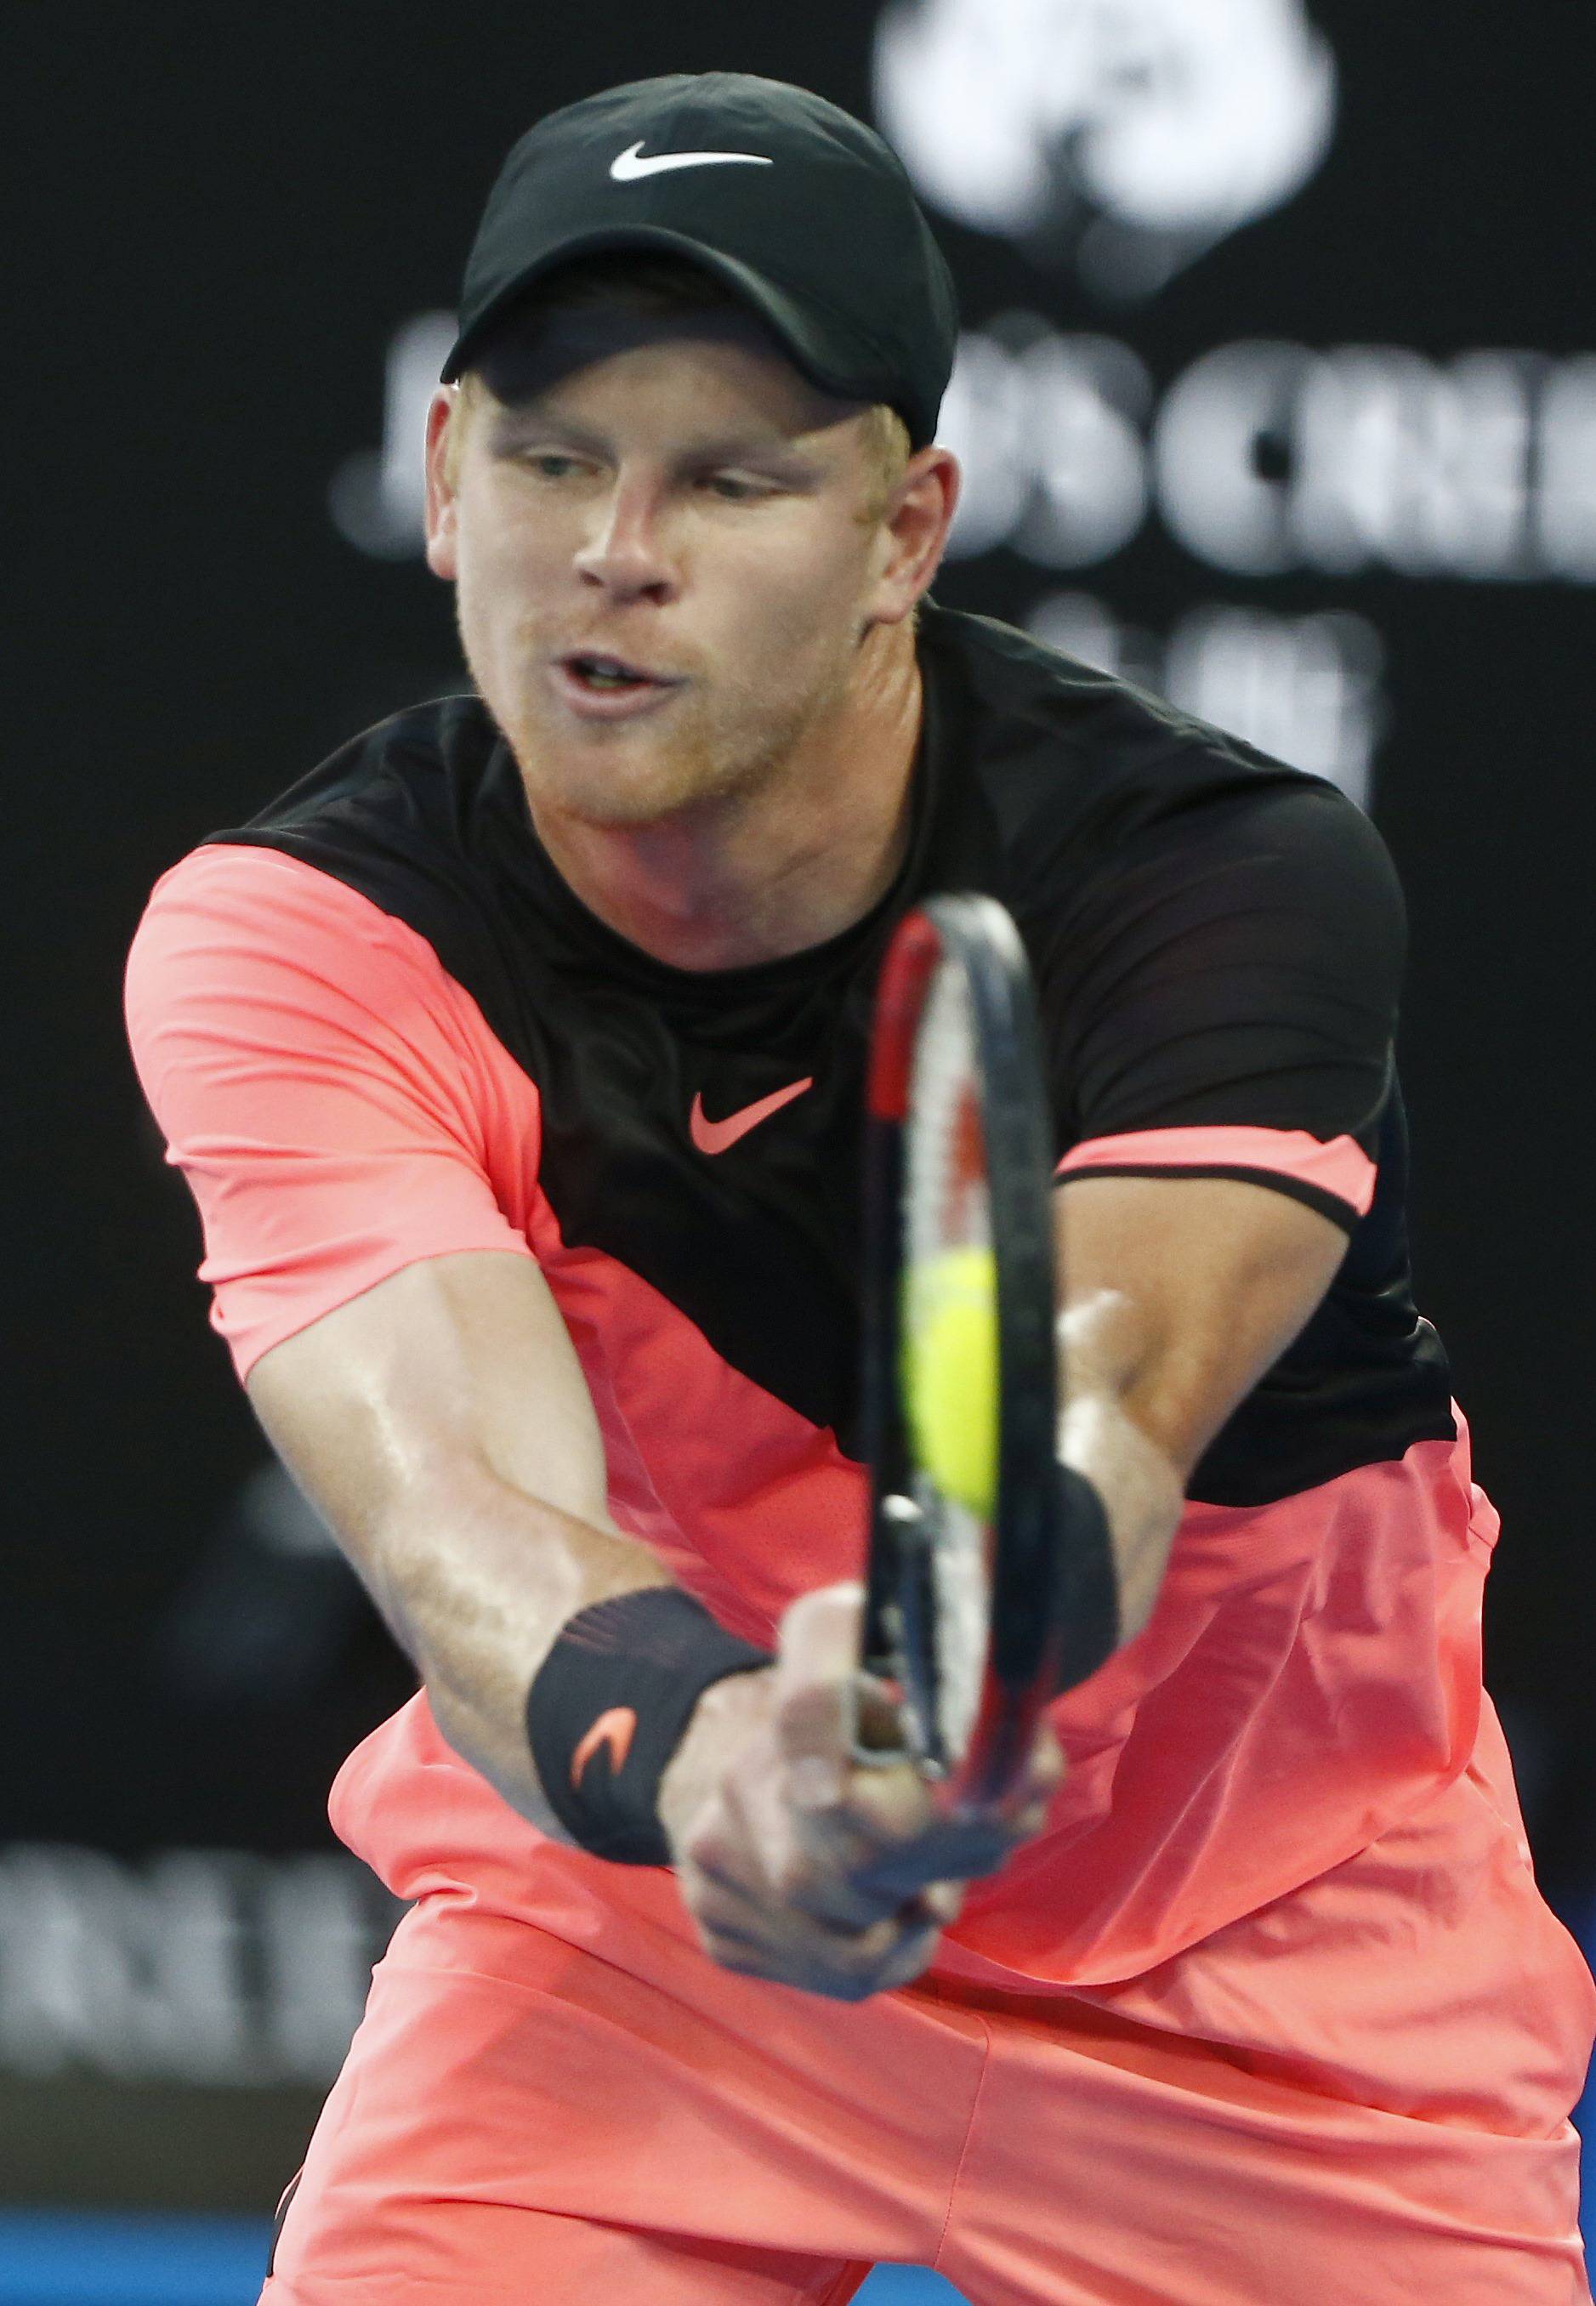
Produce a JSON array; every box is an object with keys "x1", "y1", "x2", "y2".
[{"x1": 855, "y1": 895, "x2": 1067, "y2": 1817}]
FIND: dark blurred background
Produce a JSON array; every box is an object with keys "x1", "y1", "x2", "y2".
[{"x1": 9, "y1": 0, "x2": 1593, "y2": 2271}]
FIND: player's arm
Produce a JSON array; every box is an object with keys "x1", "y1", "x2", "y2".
[
  {"x1": 1050, "y1": 1173, "x2": 1349, "y2": 1647},
  {"x1": 1026, "y1": 764, "x2": 1404, "y2": 1670},
  {"x1": 244, "y1": 1246, "x2": 682, "y2": 1838},
  {"x1": 126, "y1": 849, "x2": 770, "y2": 1857}
]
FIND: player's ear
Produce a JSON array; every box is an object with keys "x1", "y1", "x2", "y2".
[
  {"x1": 423, "y1": 386, "x2": 464, "y2": 581},
  {"x1": 866, "y1": 446, "x2": 960, "y2": 633}
]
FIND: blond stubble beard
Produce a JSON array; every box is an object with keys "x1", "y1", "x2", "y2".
[{"x1": 457, "y1": 593, "x2": 872, "y2": 835}]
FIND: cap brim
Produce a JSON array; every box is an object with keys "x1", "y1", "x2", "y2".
[{"x1": 441, "y1": 224, "x2": 901, "y2": 418}]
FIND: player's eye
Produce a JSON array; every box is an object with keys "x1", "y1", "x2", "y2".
[
  {"x1": 702, "y1": 474, "x2": 767, "y2": 502},
  {"x1": 523, "y1": 452, "x2": 584, "y2": 479}
]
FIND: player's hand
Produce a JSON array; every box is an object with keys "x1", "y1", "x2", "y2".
[{"x1": 658, "y1": 1582, "x2": 1065, "y2": 2002}]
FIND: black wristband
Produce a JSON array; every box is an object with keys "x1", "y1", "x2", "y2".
[
  {"x1": 1051, "y1": 1463, "x2": 1122, "y2": 1695},
  {"x1": 525, "y1": 1588, "x2": 775, "y2": 1865}
]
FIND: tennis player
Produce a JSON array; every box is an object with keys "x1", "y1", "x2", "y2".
[{"x1": 125, "y1": 71, "x2": 1593, "y2": 2306}]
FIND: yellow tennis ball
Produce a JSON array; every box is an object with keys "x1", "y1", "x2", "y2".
[{"x1": 902, "y1": 1245, "x2": 999, "y2": 1517}]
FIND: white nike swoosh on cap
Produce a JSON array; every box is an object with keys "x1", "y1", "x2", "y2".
[{"x1": 611, "y1": 141, "x2": 774, "y2": 181}]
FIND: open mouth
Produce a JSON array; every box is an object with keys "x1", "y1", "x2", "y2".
[{"x1": 561, "y1": 652, "x2": 678, "y2": 691}]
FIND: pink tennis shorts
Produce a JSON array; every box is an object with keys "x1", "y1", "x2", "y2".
[{"x1": 262, "y1": 1713, "x2": 1594, "y2": 2306}]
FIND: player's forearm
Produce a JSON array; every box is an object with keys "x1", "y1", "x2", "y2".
[
  {"x1": 1057, "y1": 1291, "x2": 1186, "y2": 1648},
  {"x1": 367, "y1": 1459, "x2": 674, "y2": 1837}
]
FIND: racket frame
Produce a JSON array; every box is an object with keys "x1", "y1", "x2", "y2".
[{"x1": 857, "y1": 895, "x2": 1065, "y2": 1815}]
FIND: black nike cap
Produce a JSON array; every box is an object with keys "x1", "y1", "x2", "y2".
[{"x1": 440, "y1": 72, "x2": 960, "y2": 450}]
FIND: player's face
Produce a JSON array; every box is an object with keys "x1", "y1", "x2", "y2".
[{"x1": 425, "y1": 308, "x2": 910, "y2": 832}]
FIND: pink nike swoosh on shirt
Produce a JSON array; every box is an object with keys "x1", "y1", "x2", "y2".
[{"x1": 690, "y1": 1077, "x2": 814, "y2": 1155}]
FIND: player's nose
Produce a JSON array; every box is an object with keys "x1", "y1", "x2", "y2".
[{"x1": 573, "y1": 473, "x2": 680, "y2": 600}]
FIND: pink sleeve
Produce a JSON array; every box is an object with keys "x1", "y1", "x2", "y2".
[
  {"x1": 125, "y1": 844, "x2": 537, "y2": 1381},
  {"x1": 1056, "y1": 1125, "x2": 1377, "y2": 1225}
]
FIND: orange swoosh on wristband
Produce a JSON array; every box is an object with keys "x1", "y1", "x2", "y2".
[{"x1": 571, "y1": 1706, "x2": 638, "y2": 1790}]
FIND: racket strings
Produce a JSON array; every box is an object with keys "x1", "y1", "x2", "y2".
[
  {"x1": 901, "y1": 957, "x2": 996, "y2": 1769},
  {"x1": 905, "y1": 958, "x2": 987, "y2": 1263}
]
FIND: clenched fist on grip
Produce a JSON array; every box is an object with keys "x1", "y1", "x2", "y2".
[{"x1": 659, "y1": 1583, "x2": 1065, "y2": 2002}]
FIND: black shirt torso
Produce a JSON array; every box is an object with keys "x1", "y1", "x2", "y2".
[{"x1": 206, "y1": 599, "x2": 1455, "y2": 1505}]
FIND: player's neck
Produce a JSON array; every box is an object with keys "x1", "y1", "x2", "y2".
[{"x1": 526, "y1": 627, "x2": 923, "y2": 973}]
